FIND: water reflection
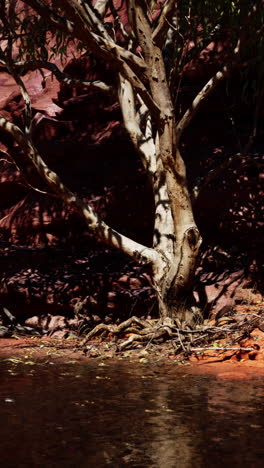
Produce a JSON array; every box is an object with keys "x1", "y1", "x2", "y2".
[{"x1": 0, "y1": 360, "x2": 264, "y2": 467}]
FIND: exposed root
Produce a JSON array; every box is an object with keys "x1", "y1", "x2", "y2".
[
  {"x1": 79, "y1": 316, "x2": 152, "y2": 348},
  {"x1": 78, "y1": 311, "x2": 264, "y2": 356},
  {"x1": 79, "y1": 315, "x2": 205, "y2": 353}
]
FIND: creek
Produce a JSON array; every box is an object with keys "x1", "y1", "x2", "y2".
[{"x1": 1, "y1": 359, "x2": 264, "y2": 467}]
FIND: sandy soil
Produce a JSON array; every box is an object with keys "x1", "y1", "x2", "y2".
[{"x1": 1, "y1": 326, "x2": 264, "y2": 381}]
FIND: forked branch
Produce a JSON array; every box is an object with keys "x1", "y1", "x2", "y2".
[
  {"x1": 0, "y1": 115, "x2": 159, "y2": 266},
  {"x1": 152, "y1": 0, "x2": 177, "y2": 46},
  {"x1": 25, "y1": 0, "x2": 147, "y2": 74}
]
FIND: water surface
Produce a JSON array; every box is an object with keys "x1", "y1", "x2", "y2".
[{"x1": 1, "y1": 359, "x2": 264, "y2": 467}]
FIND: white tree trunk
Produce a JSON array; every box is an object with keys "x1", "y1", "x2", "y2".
[
  {"x1": 152, "y1": 227, "x2": 202, "y2": 325},
  {"x1": 0, "y1": 0, "x2": 204, "y2": 327}
]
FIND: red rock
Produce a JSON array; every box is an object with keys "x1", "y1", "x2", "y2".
[
  {"x1": 0, "y1": 0, "x2": 262, "y2": 327},
  {"x1": 129, "y1": 278, "x2": 142, "y2": 289}
]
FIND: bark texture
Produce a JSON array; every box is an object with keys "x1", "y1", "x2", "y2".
[{"x1": 2, "y1": 0, "x2": 256, "y2": 326}]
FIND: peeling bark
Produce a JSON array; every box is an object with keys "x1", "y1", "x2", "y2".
[{"x1": 1, "y1": 0, "x2": 258, "y2": 327}]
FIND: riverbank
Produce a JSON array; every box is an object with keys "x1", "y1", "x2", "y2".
[{"x1": 1, "y1": 324, "x2": 264, "y2": 381}]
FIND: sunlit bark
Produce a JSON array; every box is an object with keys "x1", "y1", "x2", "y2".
[{"x1": 0, "y1": 0, "x2": 260, "y2": 325}]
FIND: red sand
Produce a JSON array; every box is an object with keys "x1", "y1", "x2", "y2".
[{"x1": 1, "y1": 328, "x2": 264, "y2": 380}]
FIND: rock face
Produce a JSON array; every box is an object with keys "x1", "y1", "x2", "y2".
[
  {"x1": 0, "y1": 24, "x2": 263, "y2": 325},
  {"x1": 0, "y1": 48, "x2": 157, "y2": 245}
]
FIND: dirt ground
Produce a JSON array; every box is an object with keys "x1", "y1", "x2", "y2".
[{"x1": 1, "y1": 320, "x2": 264, "y2": 381}]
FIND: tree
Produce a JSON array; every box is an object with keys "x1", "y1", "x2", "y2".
[{"x1": 0, "y1": 0, "x2": 263, "y2": 346}]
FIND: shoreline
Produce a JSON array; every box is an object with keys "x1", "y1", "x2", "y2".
[{"x1": 1, "y1": 336, "x2": 264, "y2": 381}]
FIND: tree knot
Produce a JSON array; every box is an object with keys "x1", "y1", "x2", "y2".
[{"x1": 185, "y1": 227, "x2": 201, "y2": 248}]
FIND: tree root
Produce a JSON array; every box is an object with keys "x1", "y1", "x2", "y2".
[
  {"x1": 79, "y1": 315, "x2": 208, "y2": 353},
  {"x1": 79, "y1": 316, "x2": 156, "y2": 349},
  {"x1": 78, "y1": 312, "x2": 264, "y2": 356}
]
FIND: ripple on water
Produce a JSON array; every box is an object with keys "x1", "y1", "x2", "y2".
[{"x1": 0, "y1": 359, "x2": 264, "y2": 467}]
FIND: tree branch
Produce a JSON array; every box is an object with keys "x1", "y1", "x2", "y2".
[
  {"x1": 176, "y1": 0, "x2": 264, "y2": 140},
  {"x1": 176, "y1": 65, "x2": 231, "y2": 140},
  {"x1": 0, "y1": 44, "x2": 33, "y2": 138},
  {"x1": 67, "y1": 0, "x2": 149, "y2": 76},
  {"x1": 109, "y1": 0, "x2": 130, "y2": 40},
  {"x1": 118, "y1": 73, "x2": 156, "y2": 172},
  {"x1": 24, "y1": 0, "x2": 147, "y2": 75},
  {"x1": 0, "y1": 149, "x2": 52, "y2": 196},
  {"x1": 69, "y1": 0, "x2": 113, "y2": 43},
  {"x1": 128, "y1": 0, "x2": 153, "y2": 59},
  {"x1": 22, "y1": 0, "x2": 160, "y2": 117},
  {"x1": 0, "y1": 114, "x2": 158, "y2": 266},
  {"x1": 152, "y1": 0, "x2": 177, "y2": 46},
  {"x1": 94, "y1": 0, "x2": 110, "y2": 18},
  {"x1": 23, "y1": 0, "x2": 75, "y2": 34},
  {"x1": 118, "y1": 73, "x2": 175, "y2": 256},
  {"x1": 120, "y1": 60, "x2": 161, "y2": 119},
  {"x1": 126, "y1": 0, "x2": 167, "y2": 117},
  {"x1": 7, "y1": 60, "x2": 116, "y2": 95}
]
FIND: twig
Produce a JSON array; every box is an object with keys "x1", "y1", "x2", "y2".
[
  {"x1": 191, "y1": 347, "x2": 254, "y2": 352},
  {"x1": 158, "y1": 325, "x2": 235, "y2": 334},
  {"x1": 145, "y1": 331, "x2": 157, "y2": 350},
  {"x1": 205, "y1": 326, "x2": 236, "y2": 333},
  {"x1": 177, "y1": 328, "x2": 187, "y2": 352},
  {"x1": 2, "y1": 307, "x2": 17, "y2": 325},
  {"x1": 244, "y1": 312, "x2": 263, "y2": 319},
  {"x1": 191, "y1": 334, "x2": 210, "y2": 344}
]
